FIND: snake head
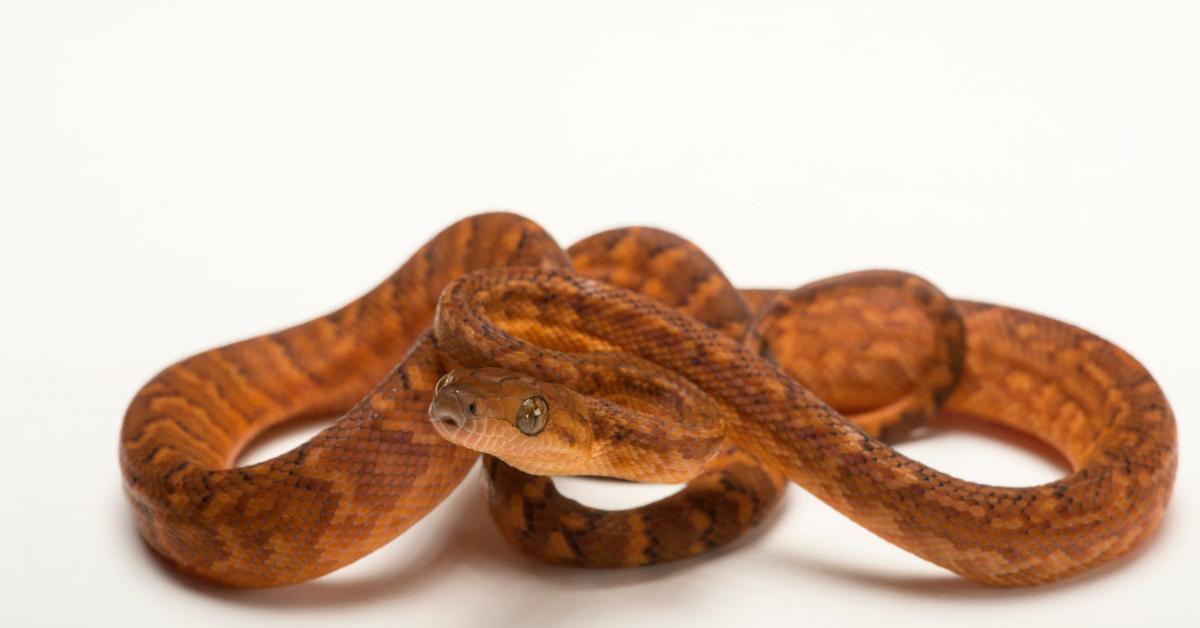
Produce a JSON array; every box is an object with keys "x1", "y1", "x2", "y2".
[{"x1": 428, "y1": 367, "x2": 595, "y2": 475}]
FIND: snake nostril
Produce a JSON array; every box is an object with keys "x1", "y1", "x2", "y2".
[{"x1": 429, "y1": 395, "x2": 467, "y2": 427}]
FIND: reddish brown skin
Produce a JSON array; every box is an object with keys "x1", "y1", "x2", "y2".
[
  {"x1": 120, "y1": 213, "x2": 1177, "y2": 588},
  {"x1": 119, "y1": 214, "x2": 570, "y2": 586},
  {"x1": 434, "y1": 267, "x2": 1177, "y2": 586},
  {"x1": 479, "y1": 228, "x2": 965, "y2": 567}
]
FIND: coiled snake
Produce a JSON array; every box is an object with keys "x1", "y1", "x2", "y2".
[{"x1": 119, "y1": 213, "x2": 1176, "y2": 588}]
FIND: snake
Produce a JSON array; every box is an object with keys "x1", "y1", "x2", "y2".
[
  {"x1": 468, "y1": 227, "x2": 965, "y2": 567},
  {"x1": 119, "y1": 213, "x2": 1177, "y2": 588}
]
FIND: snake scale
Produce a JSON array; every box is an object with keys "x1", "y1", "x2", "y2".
[{"x1": 119, "y1": 213, "x2": 1176, "y2": 588}]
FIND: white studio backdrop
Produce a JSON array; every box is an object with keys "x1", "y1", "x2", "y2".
[{"x1": 1, "y1": 2, "x2": 1197, "y2": 627}]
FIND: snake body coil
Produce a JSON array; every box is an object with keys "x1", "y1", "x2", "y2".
[{"x1": 119, "y1": 213, "x2": 1176, "y2": 588}]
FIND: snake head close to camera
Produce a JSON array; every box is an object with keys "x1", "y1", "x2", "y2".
[
  {"x1": 429, "y1": 367, "x2": 597, "y2": 476},
  {"x1": 428, "y1": 366, "x2": 721, "y2": 482}
]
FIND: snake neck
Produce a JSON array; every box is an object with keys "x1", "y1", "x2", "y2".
[{"x1": 570, "y1": 396, "x2": 721, "y2": 483}]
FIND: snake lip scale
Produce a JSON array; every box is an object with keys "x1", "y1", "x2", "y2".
[{"x1": 119, "y1": 212, "x2": 1177, "y2": 588}]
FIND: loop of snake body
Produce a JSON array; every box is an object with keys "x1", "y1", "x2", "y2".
[
  {"x1": 119, "y1": 213, "x2": 1176, "y2": 587},
  {"x1": 473, "y1": 228, "x2": 965, "y2": 567}
]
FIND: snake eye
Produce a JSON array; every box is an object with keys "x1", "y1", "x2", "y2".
[
  {"x1": 435, "y1": 372, "x2": 454, "y2": 393},
  {"x1": 515, "y1": 396, "x2": 548, "y2": 436}
]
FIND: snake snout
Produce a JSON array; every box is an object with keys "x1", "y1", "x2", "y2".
[{"x1": 428, "y1": 390, "x2": 475, "y2": 428}]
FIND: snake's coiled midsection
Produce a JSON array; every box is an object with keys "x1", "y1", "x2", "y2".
[
  {"x1": 119, "y1": 213, "x2": 1177, "y2": 587},
  {"x1": 120, "y1": 214, "x2": 570, "y2": 586},
  {"x1": 480, "y1": 227, "x2": 967, "y2": 568},
  {"x1": 433, "y1": 268, "x2": 1177, "y2": 586}
]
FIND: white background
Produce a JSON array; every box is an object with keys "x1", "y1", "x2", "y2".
[{"x1": 2, "y1": 2, "x2": 1198, "y2": 627}]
